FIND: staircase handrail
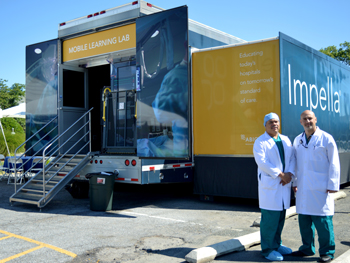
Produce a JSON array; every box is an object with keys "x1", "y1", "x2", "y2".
[
  {"x1": 14, "y1": 133, "x2": 59, "y2": 181},
  {"x1": 42, "y1": 110, "x2": 93, "y2": 173},
  {"x1": 13, "y1": 117, "x2": 58, "y2": 191},
  {"x1": 44, "y1": 117, "x2": 91, "y2": 170},
  {"x1": 41, "y1": 108, "x2": 93, "y2": 196},
  {"x1": 43, "y1": 140, "x2": 90, "y2": 196},
  {"x1": 14, "y1": 116, "x2": 58, "y2": 156},
  {"x1": 44, "y1": 131, "x2": 90, "y2": 184}
]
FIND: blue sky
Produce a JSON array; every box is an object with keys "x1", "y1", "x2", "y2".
[{"x1": 1, "y1": 0, "x2": 349, "y2": 87}]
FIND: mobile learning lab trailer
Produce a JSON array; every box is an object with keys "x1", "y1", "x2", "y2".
[
  {"x1": 10, "y1": 1, "x2": 246, "y2": 207},
  {"x1": 192, "y1": 33, "x2": 350, "y2": 199}
]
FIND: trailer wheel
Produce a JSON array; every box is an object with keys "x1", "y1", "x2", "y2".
[{"x1": 65, "y1": 181, "x2": 89, "y2": 199}]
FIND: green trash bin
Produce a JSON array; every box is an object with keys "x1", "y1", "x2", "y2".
[{"x1": 86, "y1": 171, "x2": 116, "y2": 211}]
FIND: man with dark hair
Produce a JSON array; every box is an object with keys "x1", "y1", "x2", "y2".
[{"x1": 253, "y1": 112, "x2": 295, "y2": 261}]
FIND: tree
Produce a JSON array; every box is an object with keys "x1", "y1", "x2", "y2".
[
  {"x1": 319, "y1": 42, "x2": 350, "y2": 66},
  {"x1": 0, "y1": 79, "x2": 25, "y2": 110}
]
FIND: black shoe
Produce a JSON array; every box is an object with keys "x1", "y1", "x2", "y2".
[
  {"x1": 317, "y1": 255, "x2": 332, "y2": 262},
  {"x1": 291, "y1": 251, "x2": 309, "y2": 257}
]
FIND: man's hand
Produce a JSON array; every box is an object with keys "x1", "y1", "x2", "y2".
[
  {"x1": 292, "y1": 186, "x2": 297, "y2": 193},
  {"x1": 279, "y1": 172, "x2": 292, "y2": 186}
]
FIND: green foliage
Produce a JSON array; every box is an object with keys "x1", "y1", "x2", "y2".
[
  {"x1": 0, "y1": 79, "x2": 25, "y2": 110},
  {"x1": 320, "y1": 42, "x2": 350, "y2": 66},
  {"x1": 0, "y1": 125, "x2": 25, "y2": 157},
  {"x1": 0, "y1": 117, "x2": 24, "y2": 134},
  {"x1": 14, "y1": 118, "x2": 26, "y2": 132},
  {"x1": 0, "y1": 117, "x2": 25, "y2": 157}
]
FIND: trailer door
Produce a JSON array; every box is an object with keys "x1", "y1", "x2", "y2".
[
  {"x1": 58, "y1": 64, "x2": 89, "y2": 154},
  {"x1": 135, "y1": 6, "x2": 189, "y2": 158},
  {"x1": 26, "y1": 39, "x2": 59, "y2": 156}
]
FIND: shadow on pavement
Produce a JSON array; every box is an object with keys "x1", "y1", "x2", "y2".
[{"x1": 0, "y1": 180, "x2": 259, "y2": 216}]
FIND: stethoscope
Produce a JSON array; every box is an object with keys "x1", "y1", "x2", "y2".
[{"x1": 299, "y1": 132, "x2": 316, "y2": 149}]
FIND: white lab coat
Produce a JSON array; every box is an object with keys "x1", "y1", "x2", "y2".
[
  {"x1": 253, "y1": 132, "x2": 296, "y2": 211},
  {"x1": 293, "y1": 127, "x2": 340, "y2": 216}
]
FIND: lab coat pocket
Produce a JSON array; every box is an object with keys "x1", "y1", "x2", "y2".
[
  {"x1": 312, "y1": 146, "x2": 328, "y2": 173},
  {"x1": 310, "y1": 172, "x2": 328, "y2": 192},
  {"x1": 312, "y1": 146, "x2": 326, "y2": 161},
  {"x1": 261, "y1": 173, "x2": 279, "y2": 190}
]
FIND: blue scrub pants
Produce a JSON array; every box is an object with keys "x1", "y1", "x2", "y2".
[
  {"x1": 260, "y1": 209, "x2": 286, "y2": 257},
  {"x1": 298, "y1": 214, "x2": 335, "y2": 258}
]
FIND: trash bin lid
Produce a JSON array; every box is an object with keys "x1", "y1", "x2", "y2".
[{"x1": 85, "y1": 171, "x2": 116, "y2": 179}]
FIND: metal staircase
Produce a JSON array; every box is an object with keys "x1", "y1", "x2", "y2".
[{"x1": 9, "y1": 108, "x2": 94, "y2": 208}]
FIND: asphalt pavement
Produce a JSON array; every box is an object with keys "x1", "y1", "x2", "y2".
[
  {"x1": 0, "y1": 177, "x2": 349, "y2": 263},
  {"x1": 194, "y1": 187, "x2": 350, "y2": 263}
]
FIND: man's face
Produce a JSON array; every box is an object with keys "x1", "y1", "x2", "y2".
[
  {"x1": 300, "y1": 111, "x2": 317, "y2": 132},
  {"x1": 265, "y1": 118, "x2": 280, "y2": 135}
]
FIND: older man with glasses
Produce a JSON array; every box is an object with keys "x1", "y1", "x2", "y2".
[{"x1": 253, "y1": 112, "x2": 296, "y2": 261}]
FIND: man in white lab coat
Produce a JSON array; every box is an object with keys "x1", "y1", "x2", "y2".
[
  {"x1": 292, "y1": 110, "x2": 340, "y2": 263},
  {"x1": 253, "y1": 112, "x2": 295, "y2": 261}
]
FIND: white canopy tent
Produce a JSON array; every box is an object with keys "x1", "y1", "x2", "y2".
[{"x1": 0, "y1": 103, "x2": 25, "y2": 119}]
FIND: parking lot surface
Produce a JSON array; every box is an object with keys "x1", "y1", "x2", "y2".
[{"x1": 0, "y1": 179, "x2": 349, "y2": 263}]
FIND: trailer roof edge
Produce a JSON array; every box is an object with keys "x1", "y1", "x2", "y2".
[{"x1": 191, "y1": 36, "x2": 279, "y2": 53}]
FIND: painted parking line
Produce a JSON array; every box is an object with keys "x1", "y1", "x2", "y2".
[
  {"x1": 121, "y1": 211, "x2": 189, "y2": 223},
  {"x1": 1, "y1": 246, "x2": 43, "y2": 262},
  {"x1": 0, "y1": 230, "x2": 76, "y2": 263},
  {"x1": 119, "y1": 210, "x2": 243, "y2": 231}
]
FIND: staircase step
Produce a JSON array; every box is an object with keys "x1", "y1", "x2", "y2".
[
  {"x1": 13, "y1": 191, "x2": 43, "y2": 201},
  {"x1": 45, "y1": 169, "x2": 69, "y2": 175},
  {"x1": 55, "y1": 161, "x2": 79, "y2": 166},
  {"x1": 47, "y1": 171, "x2": 68, "y2": 175},
  {"x1": 58, "y1": 157, "x2": 85, "y2": 161},
  {"x1": 31, "y1": 179, "x2": 61, "y2": 184},
  {"x1": 10, "y1": 152, "x2": 92, "y2": 208},
  {"x1": 24, "y1": 183, "x2": 55, "y2": 190},
  {"x1": 34, "y1": 174, "x2": 65, "y2": 180},
  {"x1": 10, "y1": 197, "x2": 40, "y2": 205},
  {"x1": 21, "y1": 188, "x2": 49, "y2": 194}
]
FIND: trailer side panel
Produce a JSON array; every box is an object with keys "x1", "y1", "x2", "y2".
[{"x1": 279, "y1": 32, "x2": 350, "y2": 184}]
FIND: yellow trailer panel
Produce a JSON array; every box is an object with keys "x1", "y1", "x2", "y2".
[{"x1": 192, "y1": 39, "x2": 281, "y2": 155}]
